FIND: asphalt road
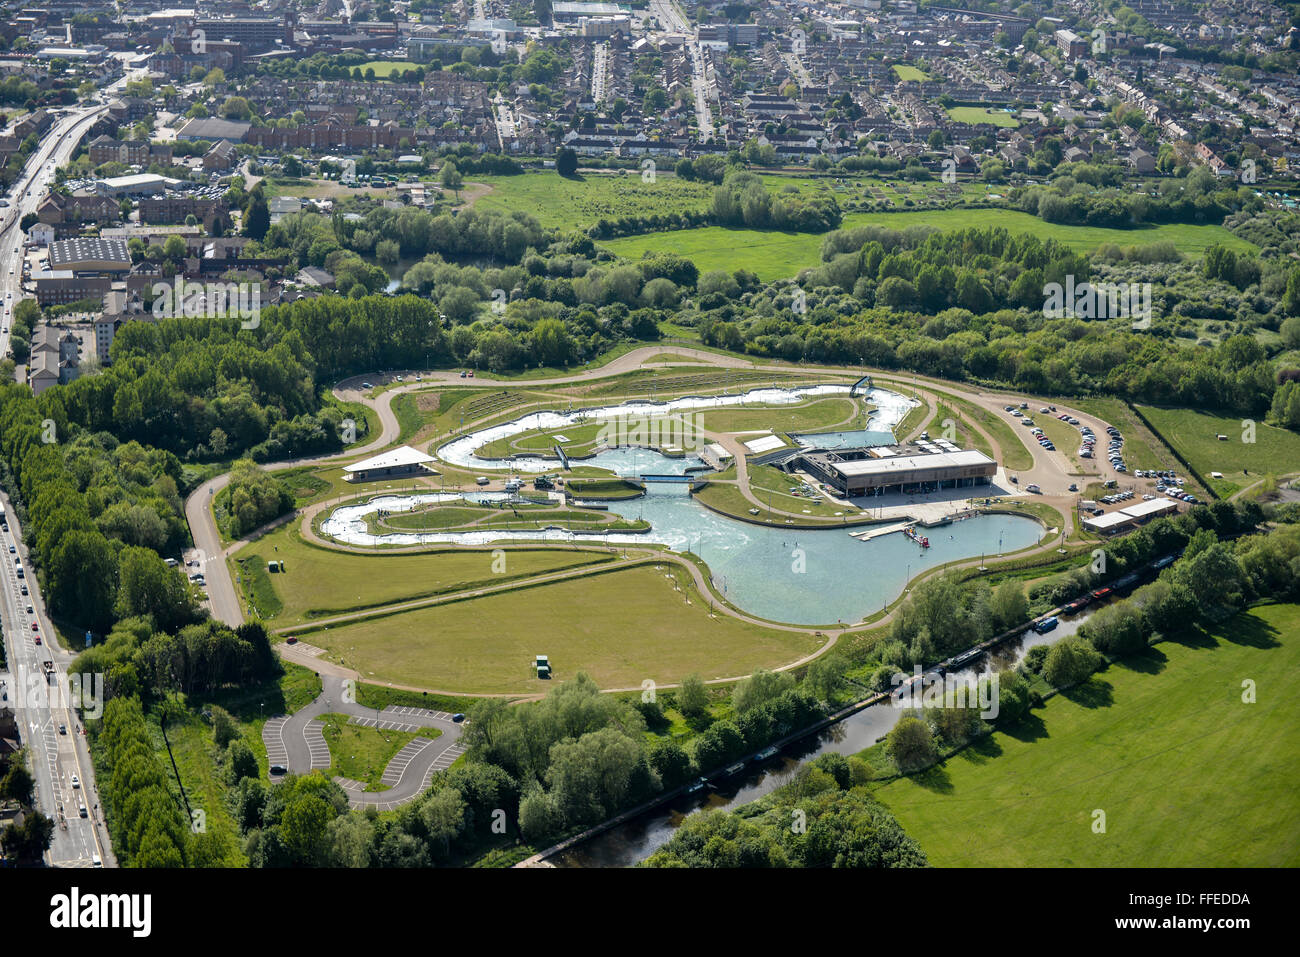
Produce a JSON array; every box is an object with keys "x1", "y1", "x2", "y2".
[
  {"x1": 0, "y1": 68, "x2": 145, "y2": 868},
  {"x1": 264, "y1": 675, "x2": 465, "y2": 810},
  {"x1": 0, "y1": 495, "x2": 113, "y2": 867}
]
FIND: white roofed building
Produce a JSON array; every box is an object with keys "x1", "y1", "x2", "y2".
[{"x1": 342, "y1": 446, "x2": 438, "y2": 482}]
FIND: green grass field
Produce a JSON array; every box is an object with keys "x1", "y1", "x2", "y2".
[
  {"x1": 302, "y1": 563, "x2": 823, "y2": 692},
  {"x1": 317, "y1": 712, "x2": 437, "y2": 790},
  {"x1": 696, "y1": 396, "x2": 862, "y2": 434},
  {"x1": 471, "y1": 170, "x2": 716, "y2": 230},
  {"x1": 360, "y1": 60, "x2": 422, "y2": 77},
  {"x1": 946, "y1": 106, "x2": 1020, "y2": 127},
  {"x1": 873, "y1": 602, "x2": 1300, "y2": 866},
  {"x1": 230, "y1": 521, "x2": 610, "y2": 626},
  {"x1": 601, "y1": 210, "x2": 1254, "y2": 281},
  {"x1": 892, "y1": 65, "x2": 930, "y2": 82},
  {"x1": 1137, "y1": 406, "x2": 1300, "y2": 496}
]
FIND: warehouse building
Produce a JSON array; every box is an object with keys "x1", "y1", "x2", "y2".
[
  {"x1": 1081, "y1": 497, "x2": 1180, "y2": 535},
  {"x1": 789, "y1": 443, "x2": 997, "y2": 497},
  {"x1": 48, "y1": 237, "x2": 132, "y2": 273}
]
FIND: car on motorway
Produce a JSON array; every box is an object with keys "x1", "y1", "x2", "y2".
[
  {"x1": 20, "y1": 583, "x2": 27, "y2": 595},
  {"x1": 59, "y1": 724, "x2": 66, "y2": 735},
  {"x1": 71, "y1": 774, "x2": 79, "y2": 789},
  {"x1": 7, "y1": 544, "x2": 13, "y2": 553},
  {"x1": 30, "y1": 621, "x2": 38, "y2": 630},
  {"x1": 34, "y1": 635, "x2": 40, "y2": 644}
]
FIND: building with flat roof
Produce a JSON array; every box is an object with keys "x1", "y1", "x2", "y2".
[
  {"x1": 791, "y1": 444, "x2": 997, "y2": 497},
  {"x1": 174, "y1": 117, "x2": 252, "y2": 143},
  {"x1": 48, "y1": 238, "x2": 131, "y2": 272},
  {"x1": 94, "y1": 173, "x2": 178, "y2": 197},
  {"x1": 1081, "y1": 497, "x2": 1180, "y2": 534},
  {"x1": 553, "y1": 1, "x2": 627, "y2": 19}
]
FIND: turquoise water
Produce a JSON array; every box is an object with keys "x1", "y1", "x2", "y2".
[
  {"x1": 320, "y1": 383, "x2": 1043, "y2": 625},
  {"x1": 321, "y1": 484, "x2": 1042, "y2": 626}
]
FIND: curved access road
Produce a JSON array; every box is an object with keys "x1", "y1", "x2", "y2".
[{"x1": 262, "y1": 674, "x2": 465, "y2": 810}]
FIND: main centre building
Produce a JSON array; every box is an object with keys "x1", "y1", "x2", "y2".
[{"x1": 787, "y1": 441, "x2": 997, "y2": 497}]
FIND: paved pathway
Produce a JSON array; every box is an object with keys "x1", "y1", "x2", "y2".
[{"x1": 264, "y1": 674, "x2": 467, "y2": 809}]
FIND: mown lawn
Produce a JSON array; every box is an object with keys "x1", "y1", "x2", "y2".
[
  {"x1": 230, "y1": 521, "x2": 610, "y2": 627},
  {"x1": 873, "y1": 602, "x2": 1300, "y2": 867},
  {"x1": 1137, "y1": 405, "x2": 1300, "y2": 496},
  {"x1": 302, "y1": 563, "x2": 823, "y2": 692},
  {"x1": 947, "y1": 106, "x2": 1020, "y2": 127},
  {"x1": 317, "y1": 713, "x2": 437, "y2": 790},
  {"x1": 601, "y1": 209, "x2": 1254, "y2": 281}
]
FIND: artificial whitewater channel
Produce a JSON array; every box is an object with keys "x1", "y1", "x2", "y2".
[{"x1": 319, "y1": 384, "x2": 1045, "y2": 626}]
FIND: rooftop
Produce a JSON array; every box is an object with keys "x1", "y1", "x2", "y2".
[{"x1": 343, "y1": 445, "x2": 437, "y2": 473}]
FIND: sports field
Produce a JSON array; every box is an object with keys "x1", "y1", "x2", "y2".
[
  {"x1": 601, "y1": 209, "x2": 1252, "y2": 281},
  {"x1": 873, "y1": 602, "x2": 1300, "y2": 867},
  {"x1": 1137, "y1": 406, "x2": 1300, "y2": 496},
  {"x1": 946, "y1": 106, "x2": 1020, "y2": 127},
  {"x1": 300, "y1": 563, "x2": 824, "y2": 692},
  {"x1": 893, "y1": 65, "x2": 930, "y2": 82},
  {"x1": 360, "y1": 61, "x2": 423, "y2": 77}
]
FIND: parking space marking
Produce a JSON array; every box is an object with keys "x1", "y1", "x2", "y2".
[
  {"x1": 303, "y1": 719, "x2": 331, "y2": 770},
  {"x1": 262, "y1": 716, "x2": 289, "y2": 768},
  {"x1": 349, "y1": 715, "x2": 425, "y2": 733}
]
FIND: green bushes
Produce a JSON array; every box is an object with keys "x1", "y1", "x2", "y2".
[{"x1": 99, "y1": 697, "x2": 190, "y2": 867}]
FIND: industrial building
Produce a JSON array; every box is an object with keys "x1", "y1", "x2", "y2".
[
  {"x1": 48, "y1": 238, "x2": 131, "y2": 272},
  {"x1": 1081, "y1": 497, "x2": 1180, "y2": 535},
  {"x1": 787, "y1": 441, "x2": 997, "y2": 497}
]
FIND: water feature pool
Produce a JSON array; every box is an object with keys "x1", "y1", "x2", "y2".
[
  {"x1": 320, "y1": 383, "x2": 1045, "y2": 625},
  {"x1": 322, "y1": 485, "x2": 1042, "y2": 626}
]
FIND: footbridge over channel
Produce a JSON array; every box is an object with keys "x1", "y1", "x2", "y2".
[
  {"x1": 636, "y1": 474, "x2": 707, "y2": 489},
  {"x1": 849, "y1": 374, "x2": 872, "y2": 397}
]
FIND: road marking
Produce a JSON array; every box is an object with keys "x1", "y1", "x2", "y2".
[{"x1": 303, "y1": 719, "x2": 331, "y2": 770}]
